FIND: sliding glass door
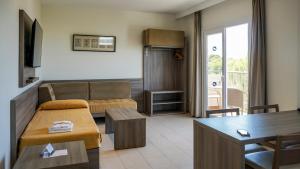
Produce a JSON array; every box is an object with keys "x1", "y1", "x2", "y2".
[{"x1": 205, "y1": 23, "x2": 249, "y2": 113}]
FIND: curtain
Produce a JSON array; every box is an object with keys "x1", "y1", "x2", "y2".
[
  {"x1": 190, "y1": 11, "x2": 205, "y2": 117},
  {"x1": 249, "y1": 0, "x2": 267, "y2": 112}
]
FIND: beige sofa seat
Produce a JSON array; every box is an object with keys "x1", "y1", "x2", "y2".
[{"x1": 89, "y1": 99, "x2": 137, "y2": 114}]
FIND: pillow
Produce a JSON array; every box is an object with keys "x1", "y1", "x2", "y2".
[{"x1": 38, "y1": 99, "x2": 89, "y2": 110}]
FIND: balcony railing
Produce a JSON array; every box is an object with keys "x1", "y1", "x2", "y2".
[{"x1": 208, "y1": 70, "x2": 248, "y2": 113}]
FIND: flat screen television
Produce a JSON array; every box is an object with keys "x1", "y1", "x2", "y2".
[{"x1": 28, "y1": 19, "x2": 43, "y2": 68}]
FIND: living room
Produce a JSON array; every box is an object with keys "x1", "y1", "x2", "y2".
[{"x1": 1, "y1": 0, "x2": 300, "y2": 169}]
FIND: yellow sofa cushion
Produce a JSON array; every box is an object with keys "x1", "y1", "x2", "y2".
[
  {"x1": 39, "y1": 99, "x2": 89, "y2": 110},
  {"x1": 20, "y1": 107, "x2": 101, "y2": 152},
  {"x1": 88, "y1": 99, "x2": 137, "y2": 113}
]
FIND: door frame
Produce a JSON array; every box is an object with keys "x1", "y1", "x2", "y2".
[
  {"x1": 203, "y1": 22, "x2": 251, "y2": 112},
  {"x1": 203, "y1": 29, "x2": 227, "y2": 111}
]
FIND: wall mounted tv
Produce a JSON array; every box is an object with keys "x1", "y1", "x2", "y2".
[{"x1": 27, "y1": 19, "x2": 43, "y2": 68}]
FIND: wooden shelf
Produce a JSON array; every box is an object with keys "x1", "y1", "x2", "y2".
[
  {"x1": 151, "y1": 90, "x2": 184, "y2": 94},
  {"x1": 25, "y1": 77, "x2": 39, "y2": 85},
  {"x1": 146, "y1": 90, "x2": 186, "y2": 116},
  {"x1": 153, "y1": 101, "x2": 184, "y2": 105},
  {"x1": 152, "y1": 110, "x2": 186, "y2": 116}
]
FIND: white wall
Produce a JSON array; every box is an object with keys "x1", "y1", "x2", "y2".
[
  {"x1": 0, "y1": 0, "x2": 42, "y2": 169},
  {"x1": 266, "y1": 0, "x2": 300, "y2": 110},
  {"x1": 42, "y1": 5, "x2": 181, "y2": 80},
  {"x1": 202, "y1": 0, "x2": 252, "y2": 32}
]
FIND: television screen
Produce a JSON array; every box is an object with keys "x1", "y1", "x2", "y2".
[{"x1": 29, "y1": 19, "x2": 43, "y2": 68}]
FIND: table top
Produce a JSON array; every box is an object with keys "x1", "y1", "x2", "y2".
[
  {"x1": 106, "y1": 108, "x2": 145, "y2": 121},
  {"x1": 13, "y1": 141, "x2": 88, "y2": 169},
  {"x1": 195, "y1": 110, "x2": 300, "y2": 145}
]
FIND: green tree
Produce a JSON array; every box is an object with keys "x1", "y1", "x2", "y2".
[
  {"x1": 208, "y1": 54, "x2": 222, "y2": 74},
  {"x1": 227, "y1": 58, "x2": 247, "y2": 72}
]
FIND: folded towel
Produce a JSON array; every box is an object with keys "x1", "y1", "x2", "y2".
[{"x1": 49, "y1": 121, "x2": 73, "y2": 134}]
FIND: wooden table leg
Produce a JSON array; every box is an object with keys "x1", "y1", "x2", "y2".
[{"x1": 194, "y1": 120, "x2": 245, "y2": 169}]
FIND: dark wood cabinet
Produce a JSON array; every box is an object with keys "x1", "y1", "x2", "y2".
[{"x1": 143, "y1": 29, "x2": 185, "y2": 48}]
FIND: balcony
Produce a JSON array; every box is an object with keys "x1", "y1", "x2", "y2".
[{"x1": 208, "y1": 70, "x2": 248, "y2": 113}]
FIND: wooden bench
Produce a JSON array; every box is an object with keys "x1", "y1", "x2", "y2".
[{"x1": 105, "y1": 108, "x2": 146, "y2": 150}]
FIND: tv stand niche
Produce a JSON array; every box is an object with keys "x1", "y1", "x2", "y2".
[
  {"x1": 19, "y1": 10, "x2": 38, "y2": 88},
  {"x1": 146, "y1": 90, "x2": 185, "y2": 116}
]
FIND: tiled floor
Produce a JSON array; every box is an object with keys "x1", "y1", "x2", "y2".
[{"x1": 96, "y1": 114, "x2": 194, "y2": 169}]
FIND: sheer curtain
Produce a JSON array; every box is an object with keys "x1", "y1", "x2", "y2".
[
  {"x1": 190, "y1": 11, "x2": 205, "y2": 117},
  {"x1": 249, "y1": 0, "x2": 267, "y2": 112}
]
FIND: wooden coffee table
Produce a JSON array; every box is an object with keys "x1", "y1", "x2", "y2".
[
  {"x1": 13, "y1": 141, "x2": 89, "y2": 169},
  {"x1": 105, "y1": 108, "x2": 146, "y2": 150}
]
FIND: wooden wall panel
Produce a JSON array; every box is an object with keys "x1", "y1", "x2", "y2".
[
  {"x1": 143, "y1": 47, "x2": 185, "y2": 91},
  {"x1": 10, "y1": 82, "x2": 40, "y2": 166},
  {"x1": 19, "y1": 10, "x2": 38, "y2": 88}
]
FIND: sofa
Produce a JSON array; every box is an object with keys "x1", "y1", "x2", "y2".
[
  {"x1": 20, "y1": 99, "x2": 101, "y2": 169},
  {"x1": 39, "y1": 81, "x2": 138, "y2": 117}
]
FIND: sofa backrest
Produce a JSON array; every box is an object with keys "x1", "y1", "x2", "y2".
[
  {"x1": 39, "y1": 84, "x2": 56, "y2": 104},
  {"x1": 51, "y1": 82, "x2": 89, "y2": 100},
  {"x1": 89, "y1": 81, "x2": 131, "y2": 100},
  {"x1": 38, "y1": 81, "x2": 132, "y2": 104}
]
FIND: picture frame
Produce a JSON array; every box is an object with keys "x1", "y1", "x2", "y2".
[{"x1": 72, "y1": 34, "x2": 116, "y2": 52}]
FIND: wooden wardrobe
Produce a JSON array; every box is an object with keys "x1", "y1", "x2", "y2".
[{"x1": 143, "y1": 29, "x2": 188, "y2": 116}]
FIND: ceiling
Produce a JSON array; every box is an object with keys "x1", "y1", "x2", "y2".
[{"x1": 42, "y1": 0, "x2": 207, "y2": 14}]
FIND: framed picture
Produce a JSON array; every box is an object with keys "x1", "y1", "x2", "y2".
[{"x1": 72, "y1": 34, "x2": 116, "y2": 52}]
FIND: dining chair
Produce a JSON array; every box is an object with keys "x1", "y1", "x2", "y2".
[
  {"x1": 249, "y1": 104, "x2": 279, "y2": 114},
  {"x1": 249, "y1": 104, "x2": 280, "y2": 148},
  {"x1": 246, "y1": 134, "x2": 300, "y2": 169},
  {"x1": 227, "y1": 88, "x2": 244, "y2": 112},
  {"x1": 206, "y1": 108, "x2": 266, "y2": 154},
  {"x1": 206, "y1": 108, "x2": 240, "y2": 118},
  {"x1": 249, "y1": 104, "x2": 300, "y2": 149}
]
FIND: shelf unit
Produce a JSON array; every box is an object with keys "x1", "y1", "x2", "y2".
[{"x1": 146, "y1": 90, "x2": 186, "y2": 116}]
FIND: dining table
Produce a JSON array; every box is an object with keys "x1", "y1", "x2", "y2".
[{"x1": 194, "y1": 110, "x2": 300, "y2": 169}]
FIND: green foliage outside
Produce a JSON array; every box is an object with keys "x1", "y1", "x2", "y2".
[
  {"x1": 208, "y1": 55, "x2": 248, "y2": 73},
  {"x1": 208, "y1": 54, "x2": 249, "y2": 112}
]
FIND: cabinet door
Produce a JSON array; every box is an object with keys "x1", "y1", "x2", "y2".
[{"x1": 144, "y1": 29, "x2": 184, "y2": 48}]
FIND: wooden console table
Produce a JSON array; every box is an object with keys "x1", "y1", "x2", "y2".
[
  {"x1": 105, "y1": 108, "x2": 146, "y2": 150},
  {"x1": 194, "y1": 110, "x2": 300, "y2": 169}
]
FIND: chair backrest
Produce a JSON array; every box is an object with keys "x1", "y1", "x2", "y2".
[
  {"x1": 273, "y1": 134, "x2": 300, "y2": 169},
  {"x1": 249, "y1": 104, "x2": 279, "y2": 114},
  {"x1": 206, "y1": 108, "x2": 240, "y2": 118},
  {"x1": 227, "y1": 88, "x2": 243, "y2": 110}
]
